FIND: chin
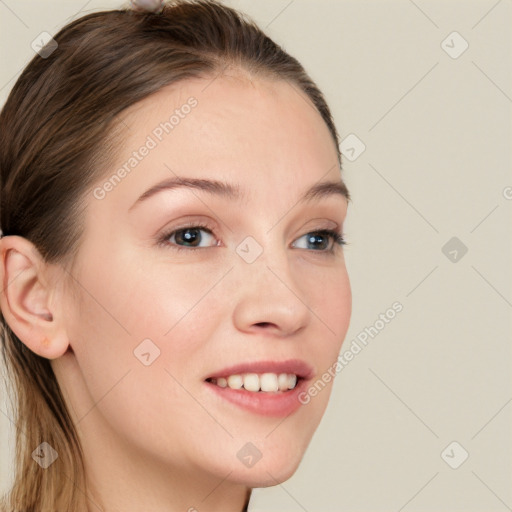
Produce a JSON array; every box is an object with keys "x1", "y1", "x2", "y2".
[
  {"x1": 228, "y1": 460, "x2": 302, "y2": 488},
  {"x1": 223, "y1": 440, "x2": 308, "y2": 487}
]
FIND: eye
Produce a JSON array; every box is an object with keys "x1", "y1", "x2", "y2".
[
  {"x1": 158, "y1": 224, "x2": 218, "y2": 252},
  {"x1": 292, "y1": 229, "x2": 346, "y2": 253}
]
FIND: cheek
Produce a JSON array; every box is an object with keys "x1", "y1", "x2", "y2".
[
  {"x1": 302, "y1": 260, "x2": 352, "y2": 356},
  {"x1": 323, "y1": 265, "x2": 351, "y2": 327},
  {"x1": 65, "y1": 245, "x2": 226, "y2": 396},
  {"x1": 62, "y1": 259, "x2": 221, "y2": 459},
  {"x1": 73, "y1": 239, "x2": 215, "y2": 336}
]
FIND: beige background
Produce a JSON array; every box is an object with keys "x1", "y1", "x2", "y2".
[{"x1": 1, "y1": 1, "x2": 511, "y2": 510}]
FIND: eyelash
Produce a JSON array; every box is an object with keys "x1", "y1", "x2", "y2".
[{"x1": 157, "y1": 223, "x2": 347, "y2": 255}]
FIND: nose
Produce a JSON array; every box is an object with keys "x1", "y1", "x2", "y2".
[{"x1": 230, "y1": 243, "x2": 311, "y2": 338}]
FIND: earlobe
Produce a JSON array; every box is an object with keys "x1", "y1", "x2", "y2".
[{"x1": 0, "y1": 236, "x2": 70, "y2": 359}]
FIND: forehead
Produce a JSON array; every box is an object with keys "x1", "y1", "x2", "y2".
[
  {"x1": 121, "y1": 73, "x2": 337, "y2": 161},
  {"x1": 100, "y1": 73, "x2": 342, "y2": 212}
]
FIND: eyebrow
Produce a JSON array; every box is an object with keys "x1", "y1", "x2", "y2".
[{"x1": 128, "y1": 176, "x2": 350, "y2": 212}]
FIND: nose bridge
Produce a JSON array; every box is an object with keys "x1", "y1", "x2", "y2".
[{"x1": 235, "y1": 231, "x2": 289, "y2": 287}]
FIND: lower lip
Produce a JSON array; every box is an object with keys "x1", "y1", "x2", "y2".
[{"x1": 204, "y1": 378, "x2": 309, "y2": 418}]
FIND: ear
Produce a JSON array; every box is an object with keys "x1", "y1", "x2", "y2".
[{"x1": 0, "y1": 236, "x2": 71, "y2": 359}]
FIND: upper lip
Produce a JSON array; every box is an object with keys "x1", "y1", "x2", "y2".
[{"x1": 204, "y1": 359, "x2": 315, "y2": 381}]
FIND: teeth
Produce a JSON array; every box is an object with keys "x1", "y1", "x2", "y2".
[
  {"x1": 210, "y1": 372, "x2": 299, "y2": 392},
  {"x1": 278, "y1": 373, "x2": 289, "y2": 391},
  {"x1": 227, "y1": 375, "x2": 243, "y2": 389},
  {"x1": 243, "y1": 373, "x2": 260, "y2": 392},
  {"x1": 260, "y1": 373, "x2": 278, "y2": 392}
]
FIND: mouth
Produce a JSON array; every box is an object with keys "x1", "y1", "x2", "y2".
[{"x1": 203, "y1": 359, "x2": 314, "y2": 417}]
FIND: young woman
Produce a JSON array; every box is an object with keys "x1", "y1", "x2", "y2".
[{"x1": 0, "y1": 1, "x2": 352, "y2": 510}]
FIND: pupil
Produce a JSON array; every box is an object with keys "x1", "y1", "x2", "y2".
[
  {"x1": 179, "y1": 228, "x2": 200, "y2": 246},
  {"x1": 309, "y1": 233, "x2": 327, "y2": 249}
]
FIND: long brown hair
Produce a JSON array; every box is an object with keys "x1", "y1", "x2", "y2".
[{"x1": 0, "y1": 1, "x2": 349, "y2": 510}]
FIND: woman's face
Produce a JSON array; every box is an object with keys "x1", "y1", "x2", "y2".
[{"x1": 53, "y1": 73, "x2": 351, "y2": 489}]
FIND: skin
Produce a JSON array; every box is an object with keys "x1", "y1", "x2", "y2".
[{"x1": 0, "y1": 72, "x2": 351, "y2": 512}]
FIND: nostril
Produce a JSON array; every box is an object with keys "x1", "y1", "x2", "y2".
[{"x1": 255, "y1": 322, "x2": 272, "y2": 327}]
